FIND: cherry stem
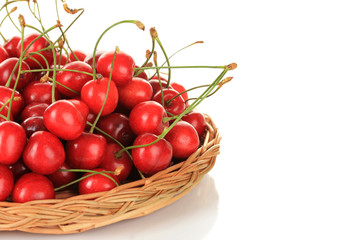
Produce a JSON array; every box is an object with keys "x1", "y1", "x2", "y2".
[
  {"x1": 135, "y1": 65, "x2": 230, "y2": 71},
  {"x1": 3, "y1": 2, "x2": 21, "y2": 33},
  {"x1": 54, "y1": 169, "x2": 119, "y2": 192},
  {"x1": 166, "y1": 84, "x2": 210, "y2": 105},
  {"x1": 27, "y1": 0, "x2": 46, "y2": 33},
  {"x1": 153, "y1": 51, "x2": 165, "y2": 107},
  {"x1": 91, "y1": 20, "x2": 144, "y2": 79},
  {"x1": 155, "y1": 37, "x2": 171, "y2": 88},
  {"x1": 21, "y1": 68, "x2": 93, "y2": 77},
  {"x1": 134, "y1": 38, "x2": 155, "y2": 77},
  {"x1": 89, "y1": 46, "x2": 118, "y2": 133},
  {"x1": 46, "y1": 76, "x2": 80, "y2": 95}
]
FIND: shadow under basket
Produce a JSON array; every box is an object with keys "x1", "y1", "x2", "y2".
[{"x1": 0, "y1": 114, "x2": 221, "y2": 234}]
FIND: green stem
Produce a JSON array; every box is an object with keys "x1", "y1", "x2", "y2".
[
  {"x1": 47, "y1": 77, "x2": 80, "y2": 95},
  {"x1": 4, "y1": 3, "x2": 20, "y2": 33},
  {"x1": 135, "y1": 65, "x2": 228, "y2": 71},
  {"x1": 54, "y1": 8, "x2": 85, "y2": 45},
  {"x1": 21, "y1": 68, "x2": 93, "y2": 76},
  {"x1": 134, "y1": 38, "x2": 155, "y2": 77},
  {"x1": 154, "y1": 37, "x2": 171, "y2": 88},
  {"x1": 166, "y1": 84, "x2": 210, "y2": 105}
]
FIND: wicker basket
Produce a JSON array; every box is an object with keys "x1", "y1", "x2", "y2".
[{"x1": 0, "y1": 114, "x2": 221, "y2": 234}]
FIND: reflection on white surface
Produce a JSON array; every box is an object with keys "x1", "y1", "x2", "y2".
[{"x1": 1, "y1": 175, "x2": 219, "y2": 240}]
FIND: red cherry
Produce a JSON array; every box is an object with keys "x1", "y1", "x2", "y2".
[
  {"x1": 149, "y1": 79, "x2": 170, "y2": 97},
  {"x1": 43, "y1": 100, "x2": 85, "y2": 140},
  {"x1": 22, "y1": 80, "x2": 61, "y2": 105},
  {"x1": 47, "y1": 162, "x2": 78, "y2": 189},
  {"x1": 134, "y1": 65, "x2": 148, "y2": 80},
  {"x1": 81, "y1": 77, "x2": 118, "y2": 116},
  {"x1": 96, "y1": 113, "x2": 135, "y2": 146},
  {"x1": 18, "y1": 33, "x2": 54, "y2": 69},
  {"x1": 69, "y1": 50, "x2": 87, "y2": 62},
  {"x1": 56, "y1": 61, "x2": 93, "y2": 97},
  {"x1": 100, "y1": 143, "x2": 133, "y2": 182},
  {"x1": 117, "y1": 77, "x2": 153, "y2": 110},
  {"x1": 153, "y1": 88, "x2": 186, "y2": 116},
  {"x1": 164, "y1": 121, "x2": 200, "y2": 159},
  {"x1": 21, "y1": 116, "x2": 47, "y2": 138},
  {"x1": 66, "y1": 132, "x2": 107, "y2": 170},
  {"x1": 170, "y1": 82, "x2": 188, "y2": 103},
  {"x1": 56, "y1": 52, "x2": 69, "y2": 65},
  {"x1": 0, "y1": 102, "x2": 13, "y2": 122},
  {"x1": 152, "y1": 75, "x2": 167, "y2": 81},
  {"x1": 129, "y1": 101, "x2": 169, "y2": 135},
  {"x1": 0, "y1": 46, "x2": 9, "y2": 64},
  {"x1": 23, "y1": 131, "x2": 65, "y2": 175},
  {"x1": 85, "y1": 111, "x2": 97, "y2": 131},
  {"x1": 3, "y1": 36, "x2": 21, "y2": 57},
  {"x1": 68, "y1": 99, "x2": 89, "y2": 121},
  {"x1": 12, "y1": 173, "x2": 55, "y2": 203},
  {"x1": 96, "y1": 51, "x2": 134, "y2": 86},
  {"x1": 8, "y1": 159, "x2": 30, "y2": 181},
  {"x1": 132, "y1": 133, "x2": 173, "y2": 176},
  {"x1": 0, "y1": 121, "x2": 26, "y2": 165},
  {"x1": 20, "y1": 102, "x2": 48, "y2": 122},
  {"x1": 84, "y1": 50, "x2": 105, "y2": 69},
  {"x1": 0, "y1": 86, "x2": 24, "y2": 118},
  {"x1": 78, "y1": 168, "x2": 119, "y2": 195},
  {"x1": 0, "y1": 164, "x2": 14, "y2": 201},
  {"x1": 0, "y1": 57, "x2": 33, "y2": 90},
  {"x1": 182, "y1": 111, "x2": 207, "y2": 138}
]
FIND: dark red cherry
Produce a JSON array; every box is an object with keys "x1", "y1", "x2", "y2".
[
  {"x1": 96, "y1": 51, "x2": 135, "y2": 86},
  {"x1": 66, "y1": 132, "x2": 107, "y2": 170},
  {"x1": 21, "y1": 116, "x2": 47, "y2": 138},
  {"x1": 0, "y1": 46, "x2": 9, "y2": 64},
  {"x1": 69, "y1": 50, "x2": 87, "y2": 62},
  {"x1": 22, "y1": 80, "x2": 61, "y2": 105},
  {"x1": 12, "y1": 173, "x2": 55, "y2": 203},
  {"x1": 0, "y1": 164, "x2": 14, "y2": 201},
  {"x1": 3, "y1": 36, "x2": 20, "y2": 57},
  {"x1": 20, "y1": 102, "x2": 48, "y2": 122},
  {"x1": 47, "y1": 162, "x2": 78, "y2": 189},
  {"x1": 132, "y1": 133, "x2": 173, "y2": 176},
  {"x1": 84, "y1": 50, "x2": 105, "y2": 69},
  {"x1": 78, "y1": 168, "x2": 119, "y2": 195},
  {"x1": 0, "y1": 121, "x2": 26, "y2": 165},
  {"x1": 0, "y1": 57, "x2": 33, "y2": 90},
  {"x1": 0, "y1": 86, "x2": 24, "y2": 118},
  {"x1": 8, "y1": 159, "x2": 30, "y2": 181},
  {"x1": 148, "y1": 79, "x2": 170, "y2": 97},
  {"x1": 23, "y1": 131, "x2": 65, "y2": 175},
  {"x1": 117, "y1": 77, "x2": 153, "y2": 110},
  {"x1": 153, "y1": 88, "x2": 186, "y2": 116}
]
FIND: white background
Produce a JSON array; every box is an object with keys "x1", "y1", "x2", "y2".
[{"x1": 2, "y1": 0, "x2": 360, "y2": 239}]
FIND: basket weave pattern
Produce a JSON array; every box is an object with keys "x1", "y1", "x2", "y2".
[{"x1": 0, "y1": 115, "x2": 221, "y2": 234}]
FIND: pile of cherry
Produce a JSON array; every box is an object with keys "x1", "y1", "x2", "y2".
[{"x1": 0, "y1": 33, "x2": 209, "y2": 203}]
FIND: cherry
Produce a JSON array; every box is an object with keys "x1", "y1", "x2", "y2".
[
  {"x1": 8, "y1": 159, "x2": 30, "y2": 181},
  {"x1": 81, "y1": 77, "x2": 118, "y2": 116},
  {"x1": 56, "y1": 52, "x2": 69, "y2": 65},
  {"x1": 0, "y1": 57, "x2": 33, "y2": 90},
  {"x1": 68, "y1": 99, "x2": 89, "y2": 121},
  {"x1": 117, "y1": 77, "x2": 153, "y2": 110},
  {"x1": 0, "y1": 86, "x2": 24, "y2": 118},
  {"x1": 85, "y1": 111, "x2": 97, "y2": 131},
  {"x1": 129, "y1": 101, "x2": 169, "y2": 136},
  {"x1": 132, "y1": 133, "x2": 173, "y2": 176},
  {"x1": 20, "y1": 102, "x2": 48, "y2": 122},
  {"x1": 170, "y1": 82, "x2": 189, "y2": 103},
  {"x1": 18, "y1": 33, "x2": 54, "y2": 69},
  {"x1": 96, "y1": 113, "x2": 135, "y2": 146},
  {"x1": 96, "y1": 51, "x2": 135, "y2": 86},
  {"x1": 21, "y1": 116, "x2": 47, "y2": 138},
  {"x1": 0, "y1": 46, "x2": 9, "y2": 64},
  {"x1": 182, "y1": 110, "x2": 207, "y2": 138},
  {"x1": 22, "y1": 80, "x2": 61, "y2": 105},
  {"x1": 3, "y1": 36, "x2": 21, "y2": 57},
  {"x1": 0, "y1": 102, "x2": 13, "y2": 122},
  {"x1": 0, "y1": 121, "x2": 26, "y2": 165},
  {"x1": 153, "y1": 88, "x2": 186, "y2": 116},
  {"x1": 47, "y1": 162, "x2": 78, "y2": 189},
  {"x1": 149, "y1": 79, "x2": 170, "y2": 97},
  {"x1": 84, "y1": 50, "x2": 105, "y2": 69},
  {"x1": 23, "y1": 131, "x2": 65, "y2": 175},
  {"x1": 66, "y1": 132, "x2": 107, "y2": 170},
  {"x1": 100, "y1": 143, "x2": 133, "y2": 182},
  {"x1": 69, "y1": 50, "x2": 87, "y2": 62},
  {"x1": 0, "y1": 164, "x2": 14, "y2": 201},
  {"x1": 56, "y1": 61, "x2": 93, "y2": 97},
  {"x1": 43, "y1": 100, "x2": 86, "y2": 140},
  {"x1": 151, "y1": 75, "x2": 167, "y2": 81},
  {"x1": 12, "y1": 173, "x2": 55, "y2": 203},
  {"x1": 78, "y1": 168, "x2": 119, "y2": 195},
  {"x1": 164, "y1": 121, "x2": 200, "y2": 159},
  {"x1": 134, "y1": 65, "x2": 148, "y2": 80}
]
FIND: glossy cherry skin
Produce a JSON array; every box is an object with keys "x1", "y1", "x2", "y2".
[
  {"x1": 69, "y1": 50, "x2": 87, "y2": 62},
  {"x1": 149, "y1": 79, "x2": 170, "y2": 97},
  {"x1": 0, "y1": 164, "x2": 14, "y2": 201},
  {"x1": 22, "y1": 80, "x2": 61, "y2": 105},
  {"x1": 129, "y1": 101, "x2": 169, "y2": 136},
  {"x1": 96, "y1": 51, "x2": 135, "y2": 86},
  {"x1": 132, "y1": 133, "x2": 173, "y2": 176},
  {"x1": 66, "y1": 132, "x2": 107, "y2": 170},
  {"x1": 68, "y1": 99, "x2": 89, "y2": 121},
  {"x1": 56, "y1": 52, "x2": 69, "y2": 65},
  {"x1": 21, "y1": 116, "x2": 47, "y2": 138},
  {"x1": 182, "y1": 111, "x2": 207, "y2": 138},
  {"x1": 0, "y1": 86, "x2": 24, "y2": 118},
  {"x1": 0, "y1": 102, "x2": 13, "y2": 122},
  {"x1": 134, "y1": 65, "x2": 148, "y2": 80},
  {"x1": 170, "y1": 82, "x2": 188, "y2": 103},
  {"x1": 3, "y1": 36, "x2": 20, "y2": 57},
  {"x1": 20, "y1": 102, "x2": 48, "y2": 122},
  {"x1": 17, "y1": 33, "x2": 54, "y2": 69},
  {"x1": 81, "y1": 77, "x2": 118, "y2": 116},
  {"x1": 0, "y1": 57, "x2": 33, "y2": 90},
  {"x1": 0, "y1": 121, "x2": 27, "y2": 165},
  {"x1": 8, "y1": 159, "x2": 30, "y2": 181},
  {"x1": 56, "y1": 61, "x2": 93, "y2": 97},
  {"x1": 0, "y1": 46, "x2": 9, "y2": 63},
  {"x1": 117, "y1": 77, "x2": 153, "y2": 110},
  {"x1": 84, "y1": 50, "x2": 105, "y2": 69},
  {"x1": 164, "y1": 121, "x2": 200, "y2": 159},
  {"x1": 23, "y1": 131, "x2": 65, "y2": 175},
  {"x1": 43, "y1": 100, "x2": 86, "y2": 140},
  {"x1": 153, "y1": 88, "x2": 186, "y2": 116},
  {"x1": 100, "y1": 143, "x2": 133, "y2": 182},
  {"x1": 47, "y1": 162, "x2": 78, "y2": 189},
  {"x1": 12, "y1": 173, "x2": 55, "y2": 203},
  {"x1": 96, "y1": 113, "x2": 135, "y2": 146},
  {"x1": 78, "y1": 168, "x2": 119, "y2": 195}
]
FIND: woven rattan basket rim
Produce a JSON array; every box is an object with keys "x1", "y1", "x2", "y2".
[{"x1": 0, "y1": 114, "x2": 221, "y2": 234}]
